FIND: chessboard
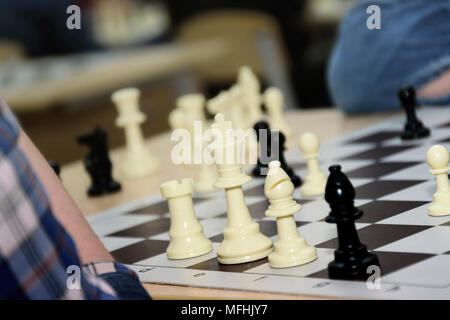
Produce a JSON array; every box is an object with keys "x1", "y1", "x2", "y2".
[{"x1": 87, "y1": 107, "x2": 450, "y2": 299}]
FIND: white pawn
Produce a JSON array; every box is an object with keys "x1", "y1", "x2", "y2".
[
  {"x1": 426, "y1": 145, "x2": 450, "y2": 216},
  {"x1": 160, "y1": 179, "x2": 213, "y2": 259},
  {"x1": 265, "y1": 161, "x2": 317, "y2": 268},
  {"x1": 298, "y1": 132, "x2": 327, "y2": 197},
  {"x1": 263, "y1": 87, "x2": 293, "y2": 138},
  {"x1": 112, "y1": 87, "x2": 158, "y2": 179}
]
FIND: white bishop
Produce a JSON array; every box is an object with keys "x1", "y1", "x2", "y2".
[{"x1": 265, "y1": 161, "x2": 317, "y2": 268}]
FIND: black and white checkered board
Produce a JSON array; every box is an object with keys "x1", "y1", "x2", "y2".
[{"x1": 88, "y1": 108, "x2": 450, "y2": 299}]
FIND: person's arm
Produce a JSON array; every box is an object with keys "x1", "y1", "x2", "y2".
[{"x1": 18, "y1": 130, "x2": 113, "y2": 264}]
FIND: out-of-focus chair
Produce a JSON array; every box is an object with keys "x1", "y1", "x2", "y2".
[
  {"x1": 177, "y1": 9, "x2": 298, "y2": 109},
  {"x1": 0, "y1": 39, "x2": 25, "y2": 62}
]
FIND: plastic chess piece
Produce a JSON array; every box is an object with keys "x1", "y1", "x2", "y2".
[
  {"x1": 263, "y1": 87, "x2": 293, "y2": 138},
  {"x1": 325, "y1": 165, "x2": 380, "y2": 280},
  {"x1": 238, "y1": 66, "x2": 263, "y2": 127},
  {"x1": 298, "y1": 132, "x2": 327, "y2": 196},
  {"x1": 48, "y1": 160, "x2": 61, "y2": 178},
  {"x1": 77, "y1": 126, "x2": 121, "y2": 197},
  {"x1": 398, "y1": 86, "x2": 430, "y2": 140},
  {"x1": 265, "y1": 161, "x2": 317, "y2": 268},
  {"x1": 211, "y1": 113, "x2": 273, "y2": 264},
  {"x1": 160, "y1": 179, "x2": 212, "y2": 259},
  {"x1": 112, "y1": 87, "x2": 159, "y2": 179},
  {"x1": 194, "y1": 136, "x2": 218, "y2": 193},
  {"x1": 273, "y1": 130, "x2": 302, "y2": 187},
  {"x1": 252, "y1": 120, "x2": 272, "y2": 177},
  {"x1": 176, "y1": 93, "x2": 206, "y2": 134},
  {"x1": 426, "y1": 145, "x2": 450, "y2": 216},
  {"x1": 228, "y1": 84, "x2": 249, "y2": 130}
]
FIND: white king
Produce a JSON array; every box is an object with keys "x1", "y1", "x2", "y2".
[{"x1": 211, "y1": 113, "x2": 273, "y2": 264}]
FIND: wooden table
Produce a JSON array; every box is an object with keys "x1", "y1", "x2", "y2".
[{"x1": 61, "y1": 108, "x2": 399, "y2": 299}]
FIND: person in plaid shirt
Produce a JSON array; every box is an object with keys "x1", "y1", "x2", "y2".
[{"x1": 0, "y1": 98, "x2": 151, "y2": 300}]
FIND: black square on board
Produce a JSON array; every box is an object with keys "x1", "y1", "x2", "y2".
[
  {"x1": 316, "y1": 224, "x2": 430, "y2": 250},
  {"x1": 357, "y1": 200, "x2": 429, "y2": 223},
  {"x1": 187, "y1": 256, "x2": 268, "y2": 273},
  {"x1": 107, "y1": 218, "x2": 170, "y2": 238},
  {"x1": 346, "y1": 162, "x2": 421, "y2": 179},
  {"x1": 342, "y1": 145, "x2": 416, "y2": 160},
  {"x1": 354, "y1": 180, "x2": 425, "y2": 199},
  {"x1": 111, "y1": 239, "x2": 169, "y2": 264},
  {"x1": 307, "y1": 251, "x2": 433, "y2": 279},
  {"x1": 347, "y1": 131, "x2": 402, "y2": 144}
]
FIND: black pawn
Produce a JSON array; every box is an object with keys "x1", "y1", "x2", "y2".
[
  {"x1": 252, "y1": 120, "x2": 272, "y2": 177},
  {"x1": 77, "y1": 126, "x2": 121, "y2": 197},
  {"x1": 273, "y1": 130, "x2": 302, "y2": 188},
  {"x1": 48, "y1": 160, "x2": 60, "y2": 177},
  {"x1": 398, "y1": 86, "x2": 430, "y2": 140},
  {"x1": 325, "y1": 165, "x2": 379, "y2": 280}
]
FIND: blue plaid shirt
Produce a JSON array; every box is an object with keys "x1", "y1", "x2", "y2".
[{"x1": 0, "y1": 99, "x2": 132, "y2": 299}]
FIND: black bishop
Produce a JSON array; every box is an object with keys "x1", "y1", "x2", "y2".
[{"x1": 325, "y1": 165, "x2": 380, "y2": 280}]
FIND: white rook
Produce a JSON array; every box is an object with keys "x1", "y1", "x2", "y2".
[{"x1": 160, "y1": 178, "x2": 212, "y2": 259}]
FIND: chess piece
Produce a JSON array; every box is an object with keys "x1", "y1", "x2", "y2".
[
  {"x1": 325, "y1": 165, "x2": 380, "y2": 280},
  {"x1": 263, "y1": 87, "x2": 293, "y2": 138},
  {"x1": 273, "y1": 130, "x2": 302, "y2": 187},
  {"x1": 211, "y1": 113, "x2": 273, "y2": 264},
  {"x1": 398, "y1": 86, "x2": 430, "y2": 140},
  {"x1": 265, "y1": 161, "x2": 317, "y2": 268},
  {"x1": 161, "y1": 179, "x2": 212, "y2": 259},
  {"x1": 174, "y1": 93, "x2": 217, "y2": 193},
  {"x1": 194, "y1": 134, "x2": 218, "y2": 193},
  {"x1": 112, "y1": 87, "x2": 158, "y2": 179},
  {"x1": 298, "y1": 132, "x2": 327, "y2": 196},
  {"x1": 426, "y1": 145, "x2": 450, "y2": 216},
  {"x1": 207, "y1": 91, "x2": 230, "y2": 119},
  {"x1": 252, "y1": 121, "x2": 272, "y2": 177},
  {"x1": 194, "y1": 162, "x2": 218, "y2": 193},
  {"x1": 176, "y1": 93, "x2": 206, "y2": 134},
  {"x1": 48, "y1": 160, "x2": 61, "y2": 178},
  {"x1": 238, "y1": 66, "x2": 263, "y2": 127},
  {"x1": 77, "y1": 126, "x2": 121, "y2": 197},
  {"x1": 228, "y1": 84, "x2": 249, "y2": 130}
]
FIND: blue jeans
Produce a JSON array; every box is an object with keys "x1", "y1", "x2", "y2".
[{"x1": 327, "y1": 0, "x2": 450, "y2": 113}]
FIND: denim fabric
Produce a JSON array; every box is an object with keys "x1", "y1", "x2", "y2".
[
  {"x1": 99, "y1": 271, "x2": 152, "y2": 300},
  {"x1": 0, "y1": 0, "x2": 100, "y2": 56},
  {"x1": 327, "y1": 0, "x2": 450, "y2": 113}
]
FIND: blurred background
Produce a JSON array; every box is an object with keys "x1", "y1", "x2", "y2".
[{"x1": 0, "y1": 0, "x2": 357, "y2": 164}]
